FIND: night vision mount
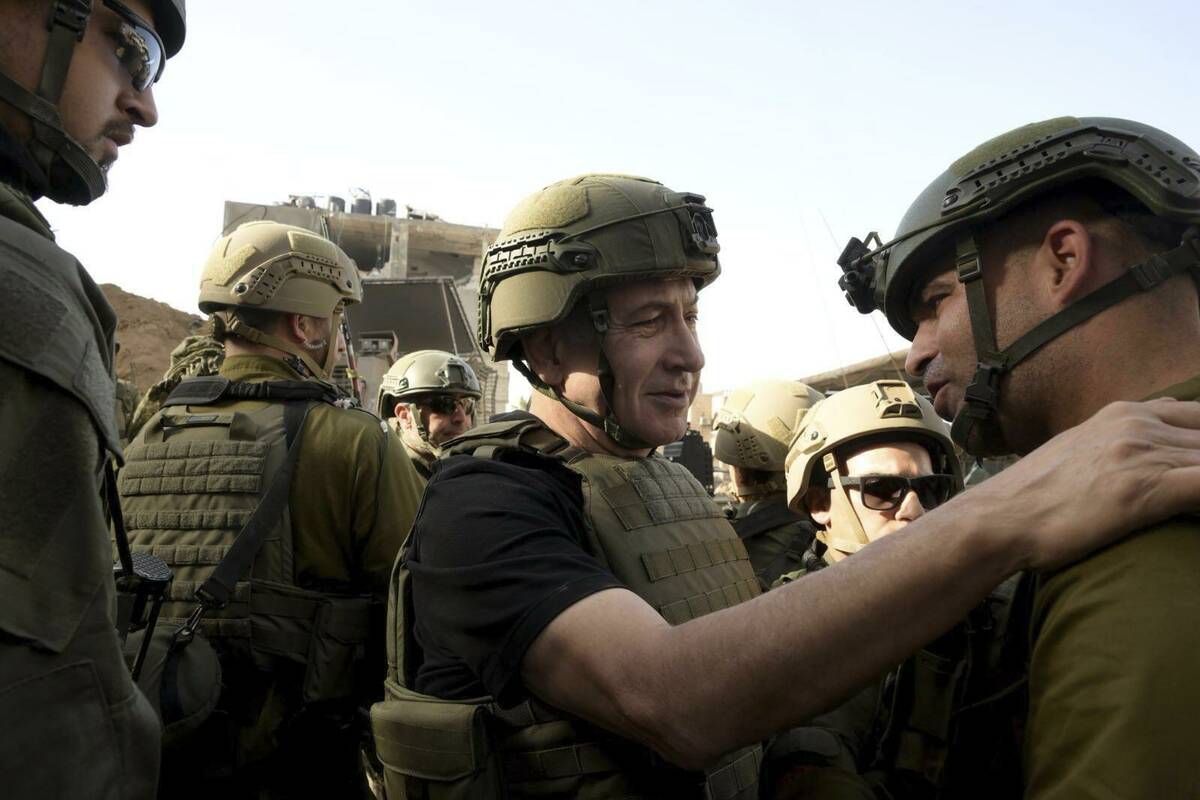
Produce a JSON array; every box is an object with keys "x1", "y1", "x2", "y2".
[{"x1": 837, "y1": 232, "x2": 883, "y2": 314}]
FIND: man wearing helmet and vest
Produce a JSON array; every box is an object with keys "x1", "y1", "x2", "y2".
[
  {"x1": 377, "y1": 349, "x2": 481, "y2": 483},
  {"x1": 785, "y1": 380, "x2": 961, "y2": 570},
  {"x1": 0, "y1": 2, "x2": 184, "y2": 797},
  {"x1": 372, "y1": 173, "x2": 1200, "y2": 799},
  {"x1": 774, "y1": 381, "x2": 1025, "y2": 799},
  {"x1": 713, "y1": 379, "x2": 824, "y2": 589},
  {"x1": 837, "y1": 116, "x2": 1200, "y2": 798},
  {"x1": 119, "y1": 221, "x2": 424, "y2": 797}
]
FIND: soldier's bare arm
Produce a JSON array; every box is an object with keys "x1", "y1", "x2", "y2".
[{"x1": 521, "y1": 398, "x2": 1200, "y2": 769}]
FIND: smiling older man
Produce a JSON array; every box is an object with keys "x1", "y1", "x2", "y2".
[{"x1": 369, "y1": 173, "x2": 1200, "y2": 800}]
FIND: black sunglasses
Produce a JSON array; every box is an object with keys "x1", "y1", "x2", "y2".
[
  {"x1": 829, "y1": 474, "x2": 956, "y2": 512},
  {"x1": 420, "y1": 395, "x2": 476, "y2": 416},
  {"x1": 105, "y1": 0, "x2": 165, "y2": 92}
]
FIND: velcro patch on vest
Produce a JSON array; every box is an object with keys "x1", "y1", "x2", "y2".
[
  {"x1": 656, "y1": 577, "x2": 760, "y2": 626},
  {"x1": 641, "y1": 537, "x2": 751, "y2": 582},
  {"x1": 605, "y1": 459, "x2": 723, "y2": 530},
  {"x1": 119, "y1": 440, "x2": 267, "y2": 496}
]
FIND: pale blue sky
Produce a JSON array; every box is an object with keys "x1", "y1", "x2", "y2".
[{"x1": 40, "y1": 0, "x2": 1200, "y2": 397}]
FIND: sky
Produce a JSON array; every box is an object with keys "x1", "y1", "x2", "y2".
[{"x1": 39, "y1": 0, "x2": 1200, "y2": 404}]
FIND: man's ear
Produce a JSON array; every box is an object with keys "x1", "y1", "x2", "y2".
[
  {"x1": 394, "y1": 403, "x2": 412, "y2": 428},
  {"x1": 521, "y1": 328, "x2": 566, "y2": 389},
  {"x1": 1038, "y1": 219, "x2": 1100, "y2": 309},
  {"x1": 804, "y1": 487, "x2": 831, "y2": 528}
]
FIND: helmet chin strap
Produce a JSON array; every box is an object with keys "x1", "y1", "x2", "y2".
[
  {"x1": 218, "y1": 312, "x2": 339, "y2": 384},
  {"x1": 511, "y1": 294, "x2": 655, "y2": 452},
  {"x1": 950, "y1": 226, "x2": 1200, "y2": 457},
  {"x1": 0, "y1": 2, "x2": 106, "y2": 204},
  {"x1": 818, "y1": 452, "x2": 870, "y2": 557}
]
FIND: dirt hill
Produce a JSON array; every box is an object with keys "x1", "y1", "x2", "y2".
[{"x1": 101, "y1": 284, "x2": 203, "y2": 392}]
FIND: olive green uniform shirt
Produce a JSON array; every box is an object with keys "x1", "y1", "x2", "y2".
[
  {"x1": 1024, "y1": 374, "x2": 1200, "y2": 799},
  {"x1": 216, "y1": 355, "x2": 423, "y2": 595},
  {"x1": 150, "y1": 355, "x2": 425, "y2": 796}
]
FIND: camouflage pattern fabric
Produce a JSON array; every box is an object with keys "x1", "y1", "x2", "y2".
[{"x1": 126, "y1": 331, "x2": 224, "y2": 440}]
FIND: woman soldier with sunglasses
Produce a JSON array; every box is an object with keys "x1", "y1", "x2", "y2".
[
  {"x1": 376, "y1": 349, "x2": 482, "y2": 485},
  {"x1": 768, "y1": 380, "x2": 1028, "y2": 799},
  {"x1": 0, "y1": 2, "x2": 184, "y2": 799}
]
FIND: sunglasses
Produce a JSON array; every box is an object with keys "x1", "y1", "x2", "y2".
[
  {"x1": 420, "y1": 395, "x2": 476, "y2": 416},
  {"x1": 829, "y1": 474, "x2": 956, "y2": 512},
  {"x1": 105, "y1": 0, "x2": 165, "y2": 92}
]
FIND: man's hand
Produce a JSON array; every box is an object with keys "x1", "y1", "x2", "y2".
[
  {"x1": 962, "y1": 398, "x2": 1200, "y2": 573},
  {"x1": 519, "y1": 398, "x2": 1200, "y2": 769}
]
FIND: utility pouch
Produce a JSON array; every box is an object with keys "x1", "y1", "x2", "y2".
[
  {"x1": 247, "y1": 580, "x2": 373, "y2": 704},
  {"x1": 893, "y1": 648, "x2": 963, "y2": 783},
  {"x1": 370, "y1": 679, "x2": 504, "y2": 800},
  {"x1": 123, "y1": 621, "x2": 222, "y2": 750}
]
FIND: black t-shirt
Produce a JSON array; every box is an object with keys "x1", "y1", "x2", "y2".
[{"x1": 406, "y1": 450, "x2": 622, "y2": 707}]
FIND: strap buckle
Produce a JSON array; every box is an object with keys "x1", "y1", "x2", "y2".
[
  {"x1": 955, "y1": 248, "x2": 983, "y2": 283},
  {"x1": 50, "y1": 1, "x2": 90, "y2": 39},
  {"x1": 175, "y1": 604, "x2": 206, "y2": 645},
  {"x1": 963, "y1": 361, "x2": 1006, "y2": 412},
  {"x1": 1130, "y1": 254, "x2": 1174, "y2": 290}
]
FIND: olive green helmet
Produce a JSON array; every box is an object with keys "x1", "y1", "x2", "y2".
[
  {"x1": 199, "y1": 220, "x2": 362, "y2": 382},
  {"x1": 836, "y1": 117, "x2": 1200, "y2": 456},
  {"x1": 479, "y1": 173, "x2": 720, "y2": 448},
  {"x1": 376, "y1": 350, "x2": 481, "y2": 419},
  {"x1": 713, "y1": 380, "x2": 825, "y2": 472},
  {"x1": 785, "y1": 380, "x2": 961, "y2": 556}
]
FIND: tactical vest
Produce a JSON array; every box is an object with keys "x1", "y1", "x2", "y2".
[
  {"x1": 866, "y1": 573, "x2": 1032, "y2": 799},
  {"x1": 766, "y1": 558, "x2": 1030, "y2": 799},
  {"x1": 731, "y1": 494, "x2": 816, "y2": 591},
  {"x1": 118, "y1": 376, "x2": 374, "y2": 705},
  {"x1": 371, "y1": 416, "x2": 764, "y2": 799}
]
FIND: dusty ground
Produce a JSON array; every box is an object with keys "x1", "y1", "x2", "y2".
[{"x1": 101, "y1": 284, "x2": 202, "y2": 392}]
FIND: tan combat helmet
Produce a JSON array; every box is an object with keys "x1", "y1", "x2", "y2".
[
  {"x1": 199, "y1": 220, "x2": 362, "y2": 382},
  {"x1": 377, "y1": 349, "x2": 481, "y2": 426},
  {"x1": 785, "y1": 380, "x2": 961, "y2": 556},
  {"x1": 713, "y1": 380, "x2": 825, "y2": 496},
  {"x1": 478, "y1": 173, "x2": 720, "y2": 448}
]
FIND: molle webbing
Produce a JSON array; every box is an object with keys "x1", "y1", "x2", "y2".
[
  {"x1": 120, "y1": 436, "x2": 271, "y2": 637},
  {"x1": 377, "y1": 417, "x2": 764, "y2": 798},
  {"x1": 120, "y1": 378, "x2": 373, "y2": 698}
]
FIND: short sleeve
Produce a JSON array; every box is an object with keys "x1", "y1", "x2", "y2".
[
  {"x1": 1024, "y1": 519, "x2": 1200, "y2": 799},
  {"x1": 407, "y1": 454, "x2": 622, "y2": 705}
]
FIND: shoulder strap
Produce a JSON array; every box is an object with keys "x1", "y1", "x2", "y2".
[
  {"x1": 732, "y1": 503, "x2": 802, "y2": 541},
  {"x1": 164, "y1": 376, "x2": 338, "y2": 407},
  {"x1": 442, "y1": 413, "x2": 574, "y2": 461},
  {"x1": 194, "y1": 400, "x2": 313, "y2": 609}
]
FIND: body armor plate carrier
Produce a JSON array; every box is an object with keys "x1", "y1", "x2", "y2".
[
  {"x1": 371, "y1": 415, "x2": 764, "y2": 799},
  {"x1": 119, "y1": 376, "x2": 374, "y2": 705}
]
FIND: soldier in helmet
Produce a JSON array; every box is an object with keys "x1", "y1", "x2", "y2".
[
  {"x1": 119, "y1": 221, "x2": 424, "y2": 796},
  {"x1": 712, "y1": 379, "x2": 824, "y2": 588},
  {"x1": 377, "y1": 349, "x2": 481, "y2": 483},
  {"x1": 837, "y1": 116, "x2": 1200, "y2": 798},
  {"x1": 774, "y1": 382, "x2": 1024, "y2": 799},
  {"x1": 784, "y1": 380, "x2": 960, "y2": 571},
  {"x1": 370, "y1": 173, "x2": 1200, "y2": 799},
  {"x1": 0, "y1": 2, "x2": 185, "y2": 796}
]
